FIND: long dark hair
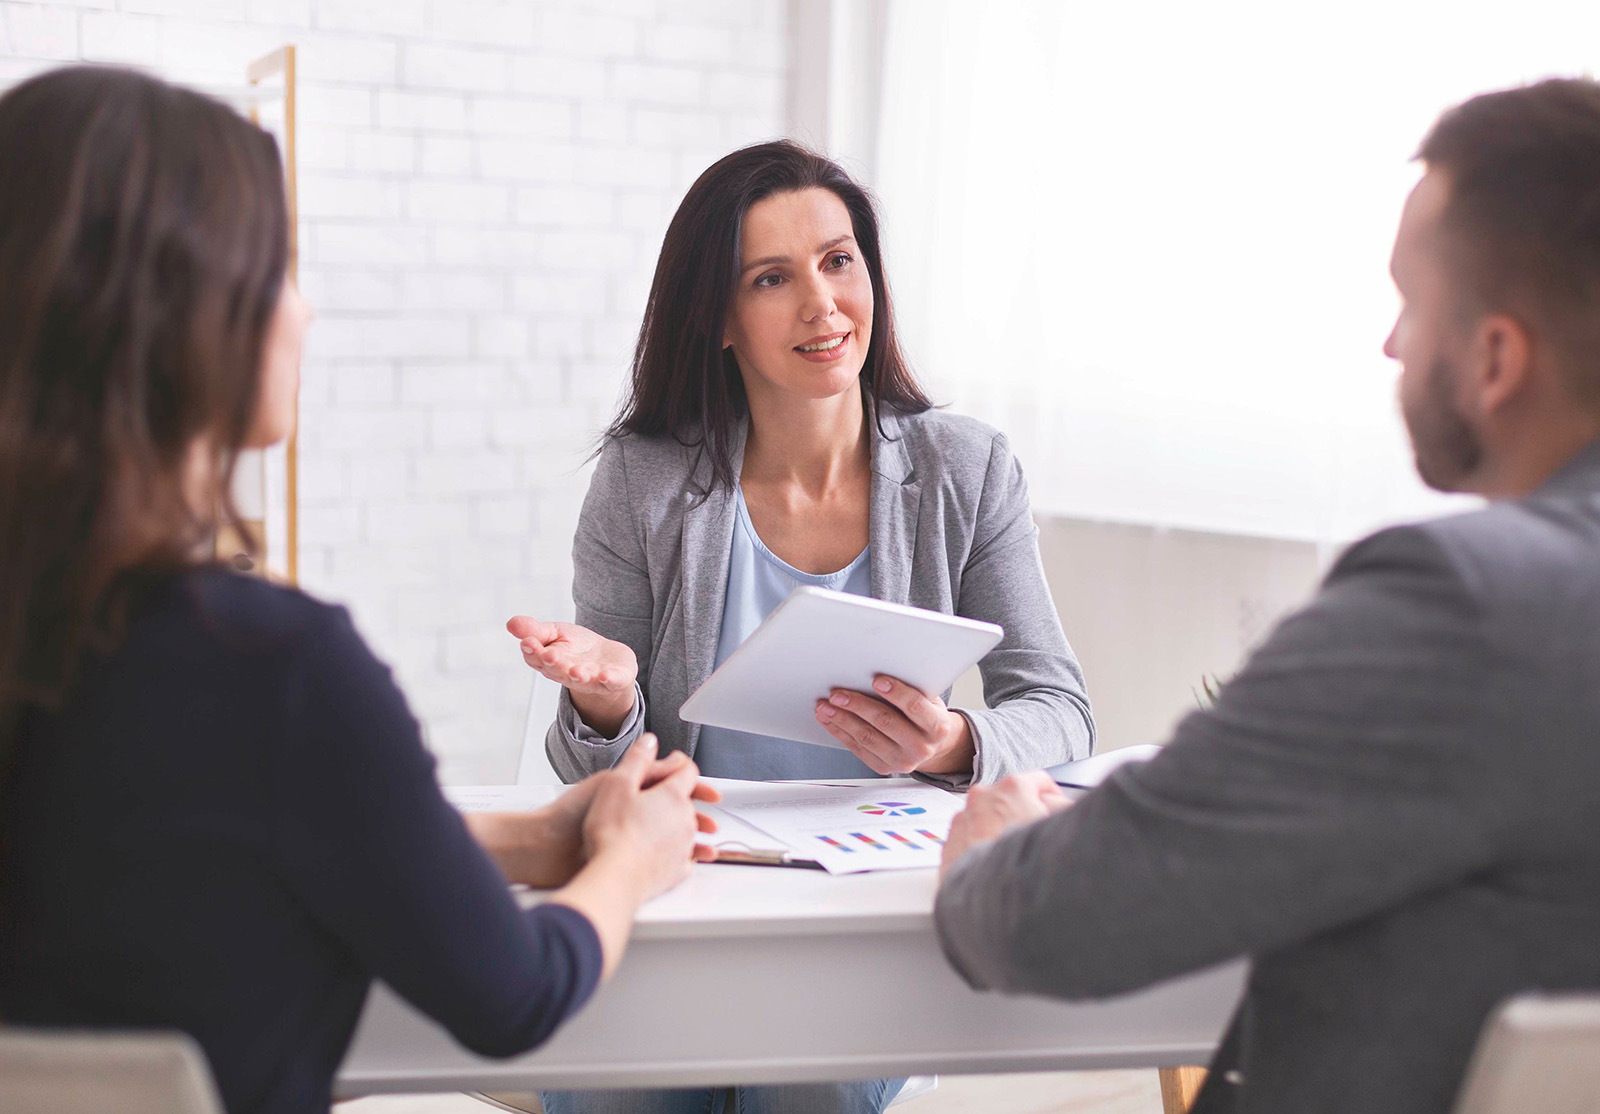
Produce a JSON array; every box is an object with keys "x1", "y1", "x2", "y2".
[
  {"x1": 608, "y1": 139, "x2": 931, "y2": 490},
  {"x1": 0, "y1": 67, "x2": 289, "y2": 748}
]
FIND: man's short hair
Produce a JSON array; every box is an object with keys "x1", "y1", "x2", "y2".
[{"x1": 1418, "y1": 78, "x2": 1600, "y2": 402}]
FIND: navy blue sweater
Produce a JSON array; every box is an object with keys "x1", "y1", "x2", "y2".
[{"x1": 0, "y1": 570, "x2": 602, "y2": 1113}]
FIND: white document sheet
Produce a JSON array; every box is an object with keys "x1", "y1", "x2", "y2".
[
  {"x1": 692, "y1": 802, "x2": 801, "y2": 864},
  {"x1": 704, "y1": 777, "x2": 963, "y2": 875},
  {"x1": 443, "y1": 785, "x2": 558, "y2": 813}
]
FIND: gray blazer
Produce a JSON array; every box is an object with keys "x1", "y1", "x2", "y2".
[
  {"x1": 545, "y1": 406, "x2": 1094, "y2": 789},
  {"x1": 935, "y1": 438, "x2": 1600, "y2": 1114}
]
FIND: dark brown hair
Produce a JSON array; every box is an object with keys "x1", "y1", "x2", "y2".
[
  {"x1": 0, "y1": 66, "x2": 289, "y2": 746},
  {"x1": 608, "y1": 139, "x2": 931, "y2": 490},
  {"x1": 1418, "y1": 78, "x2": 1600, "y2": 400}
]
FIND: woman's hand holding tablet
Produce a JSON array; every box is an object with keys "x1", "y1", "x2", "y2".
[
  {"x1": 815, "y1": 674, "x2": 977, "y2": 775},
  {"x1": 678, "y1": 587, "x2": 1003, "y2": 764}
]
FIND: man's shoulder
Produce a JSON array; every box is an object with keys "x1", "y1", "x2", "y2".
[{"x1": 1338, "y1": 491, "x2": 1600, "y2": 609}]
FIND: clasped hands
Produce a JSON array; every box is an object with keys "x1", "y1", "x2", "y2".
[{"x1": 467, "y1": 734, "x2": 721, "y2": 894}]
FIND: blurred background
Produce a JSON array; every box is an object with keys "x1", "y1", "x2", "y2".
[{"x1": 1, "y1": 0, "x2": 1595, "y2": 784}]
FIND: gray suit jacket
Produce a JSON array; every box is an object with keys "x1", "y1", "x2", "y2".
[
  {"x1": 545, "y1": 406, "x2": 1095, "y2": 788},
  {"x1": 935, "y1": 438, "x2": 1600, "y2": 1114}
]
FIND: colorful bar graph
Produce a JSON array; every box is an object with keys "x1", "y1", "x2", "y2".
[
  {"x1": 916, "y1": 829, "x2": 945, "y2": 845},
  {"x1": 850, "y1": 831, "x2": 889, "y2": 850},
  {"x1": 883, "y1": 830, "x2": 922, "y2": 850},
  {"x1": 815, "y1": 835, "x2": 854, "y2": 853}
]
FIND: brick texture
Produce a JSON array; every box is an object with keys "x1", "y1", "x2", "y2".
[{"x1": 0, "y1": 0, "x2": 791, "y2": 782}]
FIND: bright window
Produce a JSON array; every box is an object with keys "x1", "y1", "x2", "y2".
[{"x1": 876, "y1": 0, "x2": 1600, "y2": 542}]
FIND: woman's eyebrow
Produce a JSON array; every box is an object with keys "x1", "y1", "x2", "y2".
[{"x1": 740, "y1": 234, "x2": 856, "y2": 275}]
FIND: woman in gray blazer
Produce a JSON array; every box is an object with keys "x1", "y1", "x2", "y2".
[{"x1": 510, "y1": 141, "x2": 1094, "y2": 1114}]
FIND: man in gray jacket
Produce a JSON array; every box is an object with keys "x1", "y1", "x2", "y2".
[{"x1": 933, "y1": 79, "x2": 1600, "y2": 1114}]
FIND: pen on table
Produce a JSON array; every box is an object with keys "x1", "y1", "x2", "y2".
[{"x1": 712, "y1": 847, "x2": 826, "y2": 870}]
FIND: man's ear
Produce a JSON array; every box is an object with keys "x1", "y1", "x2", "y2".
[{"x1": 1472, "y1": 312, "x2": 1534, "y2": 416}]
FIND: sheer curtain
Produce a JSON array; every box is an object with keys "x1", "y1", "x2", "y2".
[{"x1": 874, "y1": 0, "x2": 1600, "y2": 543}]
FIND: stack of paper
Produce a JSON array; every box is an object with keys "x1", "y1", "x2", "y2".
[{"x1": 701, "y1": 777, "x2": 963, "y2": 874}]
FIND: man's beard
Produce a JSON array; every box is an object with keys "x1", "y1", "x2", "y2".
[{"x1": 1405, "y1": 354, "x2": 1484, "y2": 493}]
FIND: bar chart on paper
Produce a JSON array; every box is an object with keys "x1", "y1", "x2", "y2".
[{"x1": 706, "y1": 779, "x2": 964, "y2": 873}]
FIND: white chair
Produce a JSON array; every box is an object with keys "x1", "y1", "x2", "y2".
[
  {"x1": 516, "y1": 673, "x2": 565, "y2": 787},
  {"x1": 472, "y1": 1078, "x2": 936, "y2": 1112},
  {"x1": 1451, "y1": 993, "x2": 1600, "y2": 1114},
  {"x1": 0, "y1": 1027, "x2": 224, "y2": 1114}
]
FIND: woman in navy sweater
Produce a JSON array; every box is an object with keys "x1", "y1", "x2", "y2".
[{"x1": 0, "y1": 66, "x2": 714, "y2": 1114}]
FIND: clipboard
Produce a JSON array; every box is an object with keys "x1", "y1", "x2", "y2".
[
  {"x1": 712, "y1": 847, "x2": 826, "y2": 870},
  {"x1": 697, "y1": 798, "x2": 825, "y2": 870},
  {"x1": 700, "y1": 777, "x2": 959, "y2": 874}
]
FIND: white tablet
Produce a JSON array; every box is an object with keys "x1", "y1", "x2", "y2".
[{"x1": 678, "y1": 586, "x2": 1003, "y2": 750}]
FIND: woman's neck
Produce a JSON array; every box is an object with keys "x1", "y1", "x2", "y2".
[
  {"x1": 180, "y1": 438, "x2": 230, "y2": 562},
  {"x1": 741, "y1": 385, "x2": 870, "y2": 496},
  {"x1": 184, "y1": 439, "x2": 220, "y2": 520}
]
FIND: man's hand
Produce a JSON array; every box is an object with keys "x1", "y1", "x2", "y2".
[{"x1": 940, "y1": 772, "x2": 1073, "y2": 880}]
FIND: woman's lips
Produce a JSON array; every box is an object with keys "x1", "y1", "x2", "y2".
[{"x1": 794, "y1": 331, "x2": 850, "y2": 363}]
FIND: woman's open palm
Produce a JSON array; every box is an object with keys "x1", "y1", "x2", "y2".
[{"x1": 506, "y1": 616, "x2": 637, "y2": 698}]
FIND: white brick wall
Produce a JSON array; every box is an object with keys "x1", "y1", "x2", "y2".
[{"x1": 0, "y1": 0, "x2": 792, "y2": 782}]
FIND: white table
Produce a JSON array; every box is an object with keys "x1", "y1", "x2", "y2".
[{"x1": 336, "y1": 785, "x2": 1246, "y2": 1096}]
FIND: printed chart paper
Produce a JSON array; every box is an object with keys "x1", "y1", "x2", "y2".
[{"x1": 705, "y1": 778, "x2": 962, "y2": 874}]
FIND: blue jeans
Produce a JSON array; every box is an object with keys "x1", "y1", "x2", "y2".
[{"x1": 539, "y1": 1078, "x2": 906, "y2": 1114}]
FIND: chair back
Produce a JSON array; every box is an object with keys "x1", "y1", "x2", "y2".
[
  {"x1": 1452, "y1": 993, "x2": 1600, "y2": 1114},
  {"x1": 0, "y1": 1027, "x2": 224, "y2": 1114},
  {"x1": 516, "y1": 674, "x2": 564, "y2": 786}
]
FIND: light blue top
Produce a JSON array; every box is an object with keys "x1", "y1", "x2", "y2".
[{"x1": 692, "y1": 489, "x2": 880, "y2": 780}]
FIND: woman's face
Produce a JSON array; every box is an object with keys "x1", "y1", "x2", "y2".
[
  {"x1": 245, "y1": 278, "x2": 312, "y2": 449},
  {"x1": 723, "y1": 187, "x2": 875, "y2": 407}
]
